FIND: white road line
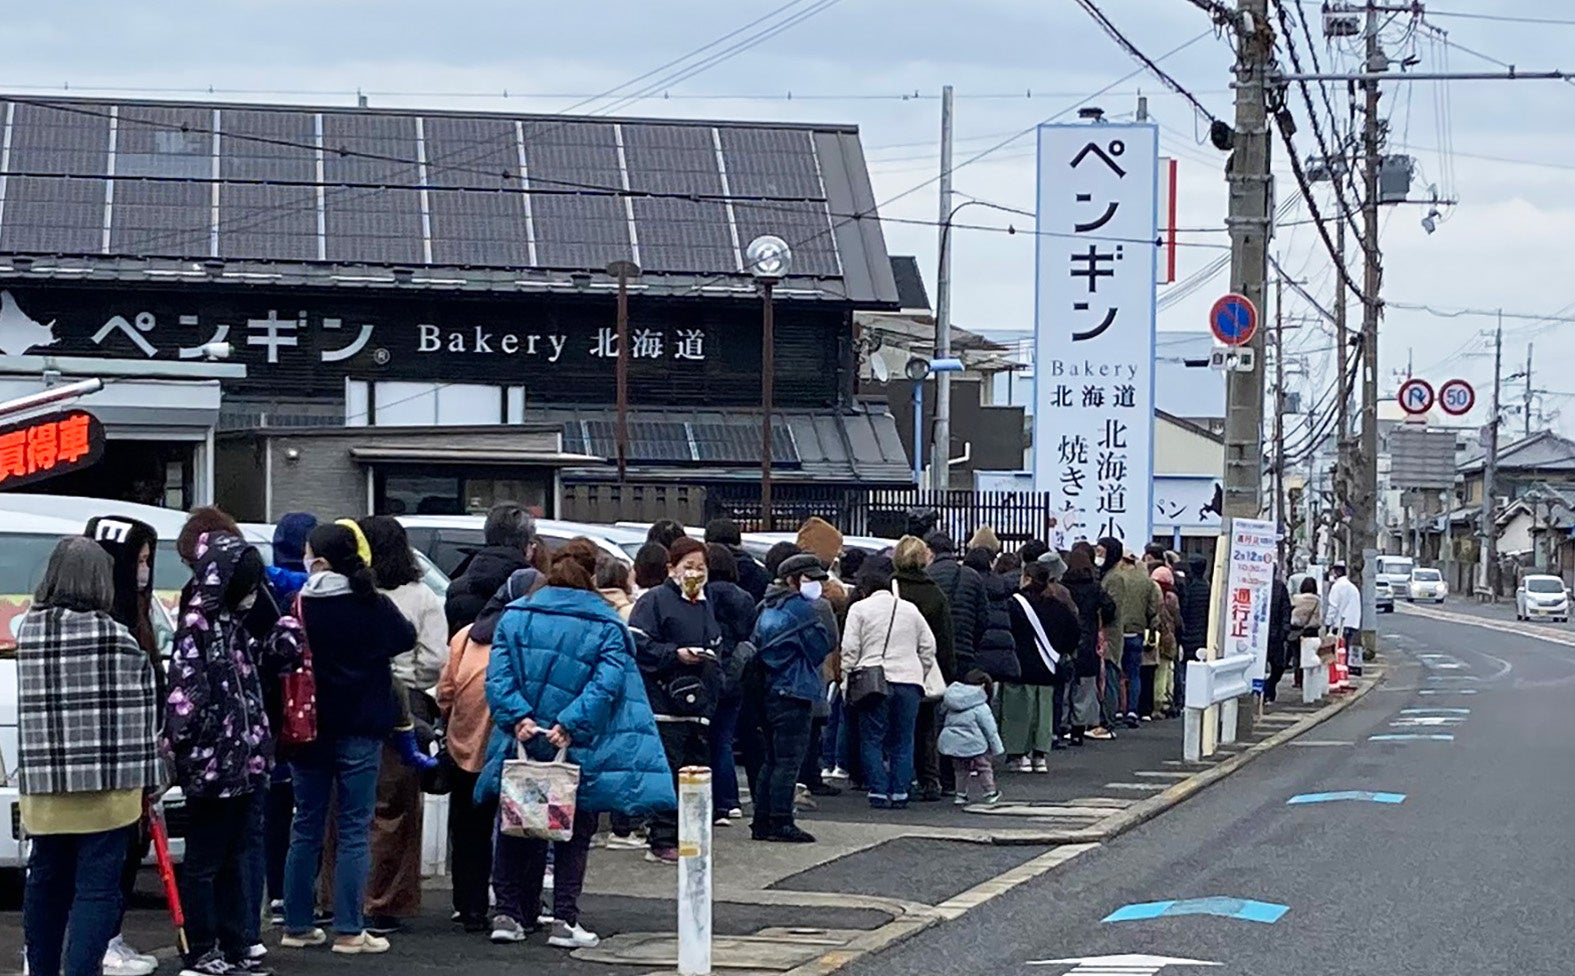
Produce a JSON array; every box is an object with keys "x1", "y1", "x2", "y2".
[
  {"x1": 1103, "y1": 782, "x2": 1168, "y2": 791},
  {"x1": 1133, "y1": 771, "x2": 1194, "y2": 779},
  {"x1": 1290, "y1": 739, "x2": 1356, "y2": 747}
]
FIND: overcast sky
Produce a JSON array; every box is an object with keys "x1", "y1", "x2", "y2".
[{"x1": 3, "y1": 0, "x2": 1572, "y2": 432}]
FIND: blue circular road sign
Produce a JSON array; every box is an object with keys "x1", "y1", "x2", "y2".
[{"x1": 1210, "y1": 293, "x2": 1259, "y2": 347}]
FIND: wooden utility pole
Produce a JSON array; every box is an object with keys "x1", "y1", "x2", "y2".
[{"x1": 1352, "y1": 0, "x2": 1384, "y2": 664}]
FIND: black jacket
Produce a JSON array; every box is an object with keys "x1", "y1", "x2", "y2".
[
  {"x1": 1064, "y1": 572, "x2": 1116, "y2": 678},
  {"x1": 629, "y1": 580, "x2": 723, "y2": 719},
  {"x1": 707, "y1": 580, "x2": 758, "y2": 701},
  {"x1": 974, "y1": 571, "x2": 1022, "y2": 681},
  {"x1": 925, "y1": 552, "x2": 989, "y2": 674},
  {"x1": 1269, "y1": 580, "x2": 1292, "y2": 666},
  {"x1": 731, "y1": 548, "x2": 773, "y2": 605},
  {"x1": 297, "y1": 581, "x2": 417, "y2": 744},
  {"x1": 895, "y1": 568, "x2": 956, "y2": 680},
  {"x1": 1180, "y1": 554, "x2": 1212, "y2": 656},
  {"x1": 1007, "y1": 589, "x2": 1081, "y2": 686},
  {"x1": 445, "y1": 545, "x2": 531, "y2": 637}
]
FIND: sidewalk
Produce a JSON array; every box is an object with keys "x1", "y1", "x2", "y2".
[{"x1": 0, "y1": 687, "x2": 1358, "y2": 976}]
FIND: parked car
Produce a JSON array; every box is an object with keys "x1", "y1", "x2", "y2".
[
  {"x1": 1407, "y1": 568, "x2": 1447, "y2": 604},
  {"x1": 397, "y1": 515, "x2": 641, "y2": 577},
  {"x1": 0, "y1": 508, "x2": 185, "y2": 881},
  {"x1": 739, "y1": 531, "x2": 899, "y2": 563},
  {"x1": 1375, "y1": 577, "x2": 1395, "y2": 613},
  {"x1": 1516, "y1": 574, "x2": 1570, "y2": 623}
]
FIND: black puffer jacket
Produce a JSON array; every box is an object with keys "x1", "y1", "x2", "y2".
[
  {"x1": 925, "y1": 552, "x2": 989, "y2": 674},
  {"x1": 1006, "y1": 589, "x2": 1080, "y2": 686},
  {"x1": 1179, "y1": 553, "x2": 1212, "y2": 657},
  {"x1": 974, "y1": 571, "x2": 1021, "y2": 680},
  {"x1": 445, "y1": 546, "x2": 531, "y2": 637},
  {"x1": 1064, "y1": 571, "x2": 1116, "y2": 678}
]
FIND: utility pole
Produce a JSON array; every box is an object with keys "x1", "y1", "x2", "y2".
[
  {"x1": 1274, "y1": 272, "x2": 1288, "y2": 570},
  {"x1": 930, "y1": 83, "x2": 955, "y2": 492},
  {"x1": 1222, "y1": 0, "x2": 1271, "y2": 523},
  {"x1": 1481, "y1": 312, "x2": 1503, "y2": 599},
  {"x1": 1333, "y1": 218, "x2": 1349, "y2": 565},
  {"x1": 1352, "y1": 0, "x2": 1384, "y2": 665},
  {"x1": 1524, "y1": 343, "x2": 1534, "y2": 437}
]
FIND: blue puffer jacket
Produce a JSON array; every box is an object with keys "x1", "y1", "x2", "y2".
[{"x1": 476, "y1": 586, "x2": 676, "y2": 817}]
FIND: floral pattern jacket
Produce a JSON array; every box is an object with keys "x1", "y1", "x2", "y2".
[{"x1": 165, "y1": 532, "x2": 303, "y2": 799}]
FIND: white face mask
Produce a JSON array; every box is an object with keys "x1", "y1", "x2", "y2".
[
  {"x1": 136, "y1": 566, "x2": 151, "y2": 589},
  {"x1": 799, "y1": 579, "x2": 823, "y2": 602},
  {"x1": 1094, "y1": 555, "x2": 1106, "y2": 569}
]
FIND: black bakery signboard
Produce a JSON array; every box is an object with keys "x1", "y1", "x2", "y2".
[{"x1": 0, "y1": 287, "x2": 843, "y2": 408}]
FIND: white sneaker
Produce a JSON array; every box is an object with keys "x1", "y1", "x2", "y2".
[
  {"x1": 605, "y1": 832, "x2": 647, "y2": 850},
  {"x1": 547, "y1": 920, "x2": 601, "y2": 949},
  {"x1": 103, "y1": 951, "x2": 156, "y2": 976},
  {"x1": 828, "y1": 767, "x2": 849, "y2": 782},
  {"x1": 1011, "y1": 756, "x2": 1032, "y2": 773},
  {"x1": 279, "y1": 927, "x2": 327, "y2": 948},
  {"x1": 490, "y1": 914, "x2": 528, "y2": 944},
  {"x1": 727, "y1": 807, "x2": 745, "y2": 819},
  {"x1": 246, "y1": 944, "x2": 267, "y2": 960},
  {"x1": 1032, "y1": 757, "x2": 1050, "y2": 773},
  {"x1": 109, "y1": 937, "x2": 158, "y2": 969},
  {"x1": 331, "y1": 932, "x2": 390, "y2": 955}
]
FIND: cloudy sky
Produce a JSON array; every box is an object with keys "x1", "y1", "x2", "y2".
[{"x1": 3, "y1": 0, "x2": 1572, "y2": 433}]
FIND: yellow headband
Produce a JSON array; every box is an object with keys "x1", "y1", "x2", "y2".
[{"x1": 335, "y1": 518, "x2": 373, "y2": 566}]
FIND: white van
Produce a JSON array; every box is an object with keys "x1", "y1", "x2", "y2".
[
  {"x1": 0, "y1": 507, "x2": 185, "y2": 881},
  {"x1": 1375, "y1": 554, "x2": 1415, "y2": 589}
]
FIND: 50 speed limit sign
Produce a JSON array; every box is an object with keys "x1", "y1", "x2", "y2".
[{"x1": 1439, "y1": 378, "x2": 1475, "y2": 416}]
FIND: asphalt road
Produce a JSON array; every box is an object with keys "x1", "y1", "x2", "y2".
[{"x1": 843, "y1": 610, "x2": 1575, "y2": 976}]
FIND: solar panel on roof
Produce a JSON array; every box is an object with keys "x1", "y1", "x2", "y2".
[
  {"x1": 217, "y1": 108, "x2": 319, "y2": 261},
  {"x1": 321, "y1": 113, "x2": 422, "y2": 265},
  {"x1": 423, "y1": 116, "x2": 529, "y2": 265},
  {"x1": 524, "y1": 122, "x2": 631, "y2": 268},
  {"x1": 620, "y1": 124, "x2": 735, "y2": 274},
  {"x1": 110, "y1": 105, "x2": 210, "y2": 255},
  {"x1": 717, "y1": 127, "x2": 825, "y2": 199},
  {"x1": 690, "y1": 422, "x2": 799, "y2": 464},
  {"x1": 0, "y1": 101, "x2": 109, "y2": 254}
]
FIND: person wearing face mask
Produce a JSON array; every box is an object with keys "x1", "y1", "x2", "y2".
[
  {"x1": 749, "y1": 554, "x2": 836, "y2": 842},
  {"x1": 83, "y1": 516, "x2": 164, "y2": 976},
  {"x1": 628, "y1": 536, "x2": 722, "y2": 864},
  {"x1": 165, "y1": 532, "x2": 304, "y2": 975}
]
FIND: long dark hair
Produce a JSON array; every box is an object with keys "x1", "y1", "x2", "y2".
[
  {"x1": 307, "y1": 522, "x2": 377, "y2": 600},
  {"x1": 547, "y1": 539, "x2": 599, "y2": 592},
  {"x1": 359, "y1": 515, "x2": 423, "y2": 590}
]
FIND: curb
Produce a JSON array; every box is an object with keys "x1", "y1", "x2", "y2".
[{"x1": 986, "y1": 670, "x2": 1384, "y2": 847}]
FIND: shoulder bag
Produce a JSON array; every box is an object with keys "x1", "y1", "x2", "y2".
[
  {"x1": 846, "y1": 587, "x2": 898, "y2": 709},
  {"x1": 1011, "y1": 593, "x2": 1060, "y2": 676}
]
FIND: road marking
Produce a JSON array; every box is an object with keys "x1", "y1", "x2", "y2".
[
  {"x1": 1027, "y1": 954, "x2": 1221, "y2": 972},
  {"x1": 1370, "y1": 733, "x2": 1454, "y2": 741},
  {"x1": 1390, "y1": 716, "x2": 1461, "y2": 727},
  {"x1": 1400, "y1": 707, "x2": 1470, "y2": 715},
  {"x1": 1067, "y1": 797, "x2": 1138, "y2": 808},
  {"x1": 1418, "y1": 688, "x2": 1476, "y2": 695},
  {"x1": 1103, "y1": 897, "x2": 1289, "y2": 924},
  {"x1": 1290, "y1": 739, "x2": 1356, "y2": 747},
  {"x1": 1286, "y1": 791, "x2": 1406, "y2": 805},
  {"x1": 1134, "y1": 771, "x2": 1195, "y2": 779},
  {"x1": 1104, "y1": 782, "x2": 1168, "y2": 791}
]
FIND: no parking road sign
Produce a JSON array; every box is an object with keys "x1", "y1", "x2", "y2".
[
  {"x1": 1398, "y1": 378, "x2": 1435, "y2": 416},
  {"x1": 1439, "y1": 378, "x2": 1476, "y2": 416},
  {"x1": 1209, "y1": 293, "x2": 1258, "y2": 347}
]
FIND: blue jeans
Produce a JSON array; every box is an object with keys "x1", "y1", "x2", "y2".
[
  {"x1": 709, "y1": 694, "x2": 743, "y2": 816},
  {"x1": 1122, "y1": 636, "x2": 1144, "y2": 716},
  {"x1": 24, "y1": 824, "x2": 134, "y2": 976},
  {"x1": 285, "y1": 736, "x2": 382, "y2": 936},
  {"x1": 857, "y1": 683, "x2": 922, "y2": 802},
  {"x1": 821, "y1": 690, "x2": 844, "y2": 771}
]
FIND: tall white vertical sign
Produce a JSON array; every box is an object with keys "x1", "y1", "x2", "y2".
[
  {"x1": 1033, "y1": 122, "x2": 1158, "y2": 548},
  {"x1": 1224, "y1": 516, "x2": 1278, "y2": 685}
]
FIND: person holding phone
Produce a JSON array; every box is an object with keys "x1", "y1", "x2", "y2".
[{"x1": 628, "y1": 538, "x2": 722, "y2": 864}]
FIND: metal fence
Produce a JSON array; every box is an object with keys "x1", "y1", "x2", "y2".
[{"x1": 704, "y1": 484, "x2": 1065, "y2": 545}]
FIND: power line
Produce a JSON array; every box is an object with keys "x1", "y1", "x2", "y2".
[
  {"x1": 1071, "y1": 0, "x2": 1222, "y2": 123},
  {"x1": 1424, "y1": 9, "x2": 1575, "y2": 27}
]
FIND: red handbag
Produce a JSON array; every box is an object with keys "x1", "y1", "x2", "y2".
[{"x1": 279, "y1": 594, "x2": 318, "y2": 747}]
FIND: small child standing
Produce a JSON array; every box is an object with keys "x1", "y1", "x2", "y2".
[{"x1": 938, "y1": 669, "x2": 1006, "y2": 806}]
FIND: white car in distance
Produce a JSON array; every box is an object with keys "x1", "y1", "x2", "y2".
[
  {"x1": 1407, "y1": 568, "x2": 1447, "y2": 603},
  {"x1": 1516, "y1": 574, "x2": 1571, "y2": 623}
]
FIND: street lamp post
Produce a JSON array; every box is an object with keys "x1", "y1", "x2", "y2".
[
  {"x1": 746, "y1": 235, "x2": 792, "y2": 531},
  {"x1": 905, "y1": 357, "x2": 966, "y2": 487},
  {"x1": 607, "y1": 259, "x2": 641, "y2": 485}
]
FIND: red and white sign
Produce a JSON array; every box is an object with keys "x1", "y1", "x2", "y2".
[
  {"x1": 1397, "y1": 378, "x2": 1435, "y2": 416},
  {"x1": 1438, "y1": 378, "x2": 1476, "y2": 416}
]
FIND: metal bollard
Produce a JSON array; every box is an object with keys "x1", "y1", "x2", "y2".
[{"x1": 677, "y1": 766, "x2": 713, "y2": 976}]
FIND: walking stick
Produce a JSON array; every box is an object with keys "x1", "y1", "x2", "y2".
[{"x1": 146, "y1": 798, "x2": 189, "y2": 957}]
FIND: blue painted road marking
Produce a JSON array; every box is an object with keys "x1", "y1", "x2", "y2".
[
  {"x1": 1104, "y1": 897, "x2": 1289, "y2": 924},
  {"x1": 1287, "y1": 791, "x2": 1406, "y2": 805},
  {"x1": 1400, "y1": 707, "x2": 1470, "y2": 715},
  {"x1": 1370, "y1": 733, "x2": 1454, "y2": 741}
]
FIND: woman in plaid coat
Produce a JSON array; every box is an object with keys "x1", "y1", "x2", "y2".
[{"x1": 17, "y1": 537, "x2": 166, "y2": 976}]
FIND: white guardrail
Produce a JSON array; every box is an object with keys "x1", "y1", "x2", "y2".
[{"x1": 1183, "y1": 653, "x2": 1256, "y2": 763}]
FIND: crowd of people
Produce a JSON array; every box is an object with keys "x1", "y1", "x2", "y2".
[{"x1": 15, "y1": 499, "x2": 1338, "y2": 976}]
